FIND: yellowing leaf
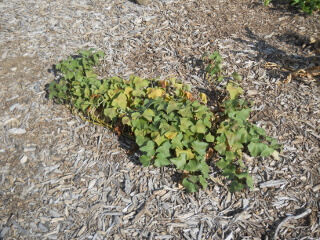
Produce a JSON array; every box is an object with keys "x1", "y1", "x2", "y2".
[
  {"x1": 184, "y1": 91, "x2": 193, "y2": 100},
  {"x1": 111, "y1": 93, "x2": 127, "y2": 109},
  {"x1": 226, "y1": 83, "x2": 243, "y2": 100},
  {"x1": 164, "y1": 131, "x2": 177, "y2": 139},
  {"x1": 199, "y1": 93, "x2": 208, "y2": 104},
  {"x1": 176, "y1": 149, "x2": 194, "y2": 160},
  {"x1": 147, "y1": 88, "x2": 165, "y2": 99},
  {"x1": 124, "y1": 86, "x2": 133, "y2": 97},
  {"x1": 158, "y1": 80, "x2": 168, "y2": 88}
]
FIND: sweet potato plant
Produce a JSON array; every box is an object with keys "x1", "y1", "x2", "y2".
[{"x1": 48, "y1": 49, "x2": 280, "y2": 192}]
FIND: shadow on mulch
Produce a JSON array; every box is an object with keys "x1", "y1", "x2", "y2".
[{"x1": 232, "y1": 27, "x2": 319, "y2": 80}]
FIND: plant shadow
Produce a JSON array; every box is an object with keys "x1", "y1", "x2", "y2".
[{"x1": 232, "y1": 27, "x2": 319, "y2": 81}]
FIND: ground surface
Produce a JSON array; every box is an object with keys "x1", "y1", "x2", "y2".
[{"x1": 0, "y1": 0, "x2": 319, "y2": 239}]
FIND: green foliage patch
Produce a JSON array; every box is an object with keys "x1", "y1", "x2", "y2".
[
  {"x1": 49, "y1": 49, "x2": 280, "y2": 193},
  {"x1": 264, "y1": 0, "x2": 320, "y2": 14}
]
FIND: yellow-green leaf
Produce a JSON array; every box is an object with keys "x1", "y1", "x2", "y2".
[
  {"x1": 176, "y1": 149, "x2": 194, "y2": 160},
  {"x1": 147, "y1": 88, "x2": 165, "y2": 99},
  {"x1": 226, "y1": 83, "x2": 243, "y2": 100},
  {"x1": 199, "y1": 93, "x2": 208, "y2": 104}
]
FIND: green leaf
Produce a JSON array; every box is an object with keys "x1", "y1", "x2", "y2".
[
  {"x1": 225, "y1": 130, "x2": 239, "y2": 146},
  {"x1": 216, "y1": 159, "x2": 230, "y2": 169},
  {"x1": 133, "y1": 76, "x2": 149, "y2": 89},
  {"x1": 205, "y1": 133, "x2": 215, "y2": 142},
  {"x1": 178, "y1": 106, "x2": 194, "y2": 118},
  {"x1": 132, "y1": 89, "x2": 145, "y2": 97},
  {"x1": 198, "y1": 175, "x2": 208, "y2": 188},
  {"x1": 154, "y1": 153, "x2": 171, "y2": 167},
  {"x1": 170, "y1": 153, "x2": 187, "y2": 170},
  {"x1": 136, "y1": 135, "x2": 149, "y2": 147},
  {"x1": 171, "y1": 133, "x2": 184, "y2": 149},
  {"x1": 191, "y1": 100, "x2": 201, "y2": 108},
  {"x1": 222, "y1": 165, "x2": 237, "y2": 179},
  {"x1": 225, "y1": 151, "x2": 236, "y2": 161},
  {"x1": 214, "y1": 142, "x2": 227, "y2": 155},
  {"x1": 235, "y1": 128, "x2": 249, "y2": 143},
  {"x1": 179, "y1": 118, "x2": 193, "y2": 132},
  {"x1": 203, "y1": 115, "x2": 212, "y2": 128},
  {"x1": 191, "y1": 120, "x2": 207, "y2": 134},
  {"x1": 184, "y1": 160, "x2": 199, "y2": 172},
  {"x1": 182, "y1": 178, "x2": 198, "y2": 193},
  {"x1": 192, "y1": 140, "x2": 208, "y2": 156},
  {"x1": 248, "y1": 142, "x2": 274, "y2": 157},
  {"x1": 246, "y1": 175, "x2": 254, "y2": 189},
  {"x1": 236, "y1": 171, "x2": 249, "y2": 179},
  {"x1": 132, "y1": 119, "x2": 147, "y2": 130},
  {"x1": 84, "y1": 86, "x2": 90, "y2": 98},
  {"x1": 156, "y1": 141, "x2": 171, "y2": 157},
  {"x1": 142, "y1": 109, "x2": 155, "y2": 122},
  {"x1": 230, "y1": 180, "x2": 245, "y2": 192},
  {"x1": 166, "y1": 101, "x2": 180, "y2": 114},
  {"x1": 140, "y1": 155, "x2": 151, "y2": 167},
  {"x1": 198, "y1": 161, "x2": 210, "y2": 178},
  {"x1": 140, "y1": 140, "x2": 156, "y2": 156},
  {"x1": 253, "y1": 125, "x2": 266, "y2": 136}
]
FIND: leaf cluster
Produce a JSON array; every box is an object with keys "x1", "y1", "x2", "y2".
[
  {"x1": 203, "y1": 52, "x2": 281, "y2": 192},
  {"x1": 49, "y1": 49, "x2": 215, "y2": 192}
]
